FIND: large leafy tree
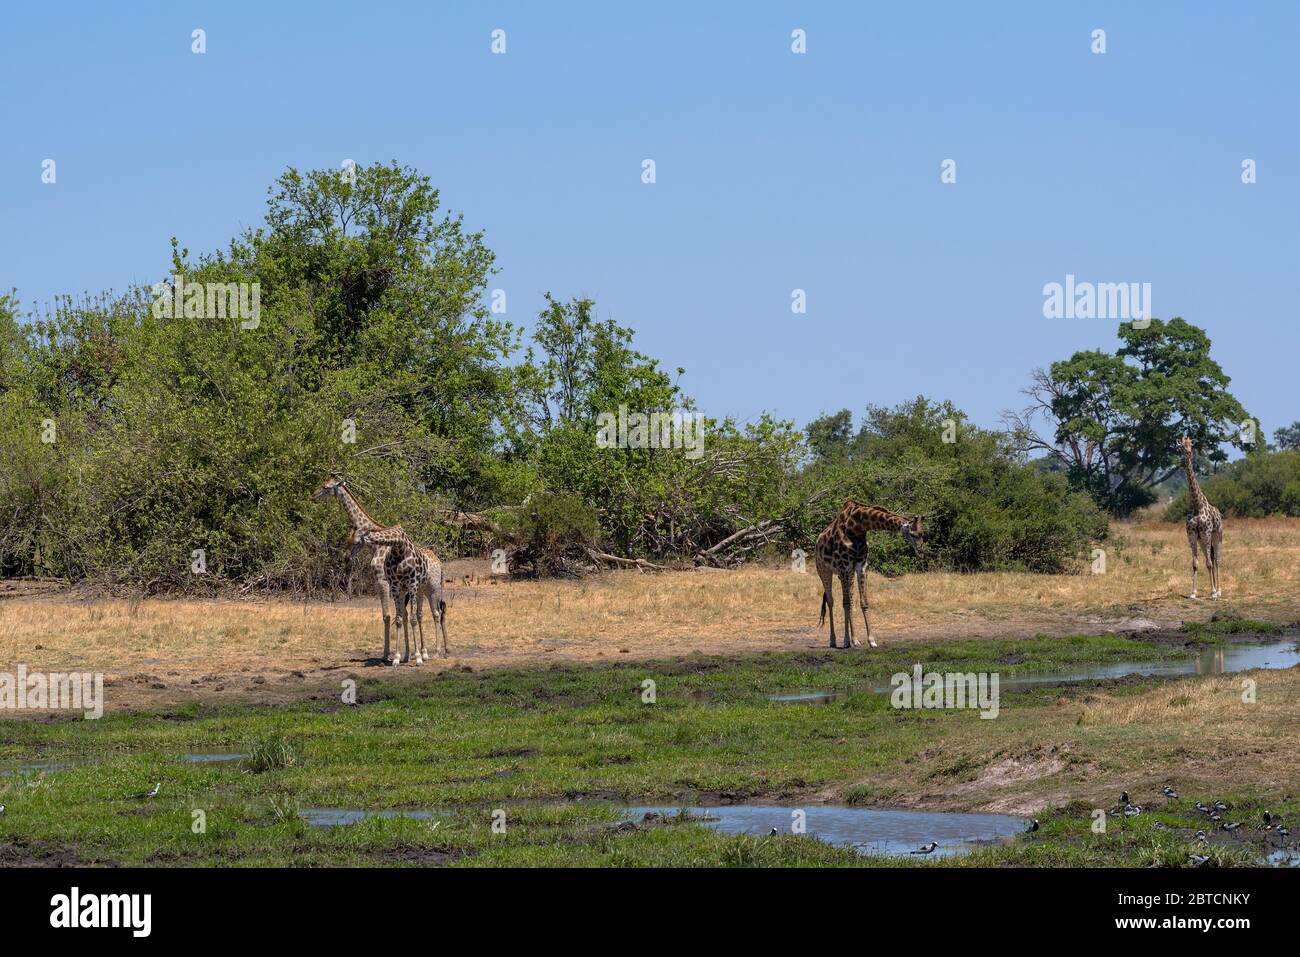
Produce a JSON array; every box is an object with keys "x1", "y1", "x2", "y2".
[
  {"x1": 1275, "y1": 422, "x2": 1300, "y2": 451},
  {"x1": 1005, "y1": 319, "x2": 1249, "y2": 514}
]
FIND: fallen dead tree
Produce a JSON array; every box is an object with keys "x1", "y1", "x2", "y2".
[{"x1": 436, "y1": 487, "x2": 830, "y2": 575}]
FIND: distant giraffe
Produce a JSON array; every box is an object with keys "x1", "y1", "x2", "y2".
[
  {"x1": 1180, "y1": 435, "x2": 1224, "y2": 600},
  {"x1": 815, "y1": 501, "x2": 924, "y2": 649},
  {"x1": 358, "y1": 522, "x2": 449, "y2": 665},
  {"x1": 312, "y1": 475, "x2": 399, "y2": 663}
]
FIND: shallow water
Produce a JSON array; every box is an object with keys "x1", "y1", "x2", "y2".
[
  {"x1": 623, "y1": 804, "x2": 1026, "y2": 859},
  {"x1": 299, "y1": 808, "x2": 437, "y2": 826},
  {"x1": 0, "y1": 761, "x2": 79, "y2": 775},
  {"x1": 1263, "y1": 847, "x2": 1300, "y2": 867},
  {"x1": 180, "y1": 753, "x2": 245, "y2": 764},
  {"x1": 769, "y1": 640, "x2": 1299, "y2": 703},
  {"x1": 992, "y1": 640, "x2": 1299, "y2": 692}
]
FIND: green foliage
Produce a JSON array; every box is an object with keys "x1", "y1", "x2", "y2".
[
  {"x1": 1163, "y1": 449, "x2": 1300, "y2": 519},
  {"x1": 244, "y1": 731, "x2": 301, "y2": 774},
  {"x1": 1009, "y1": 320, "x2": 1250, "y2": 515},
  {"x1": 495, "y1": 491, "x2": 601, "y2": 576},
  {"x1": 0, "y1": 163, "x2": 513, "y2": 588},
  {"x1": 1274, "y1": 421, "x2": 1300, "y2": 451},
  {"x1": 1, "y1": 162, "x2": 1113, "y2": 586},
  {"x1": 799, "y1": 399, "x2": 1108, "y2": 573}
]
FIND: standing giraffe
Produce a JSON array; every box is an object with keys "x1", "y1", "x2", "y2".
[
  {"x1": 358, "y1": 522, "x2": 449, "y2": 665},
  {"x1": 1180, "y1": 435, "x2": 1224, "y2": 600},
  {"x1": 312, "y1": 475, "x2": 399, "y2": 662},
  {"x1": 413, "y1": 543, "x2": 450, "y2": 658},
  {"x1": 815, "y1": 501, "x2": 924, "y2": 649}
]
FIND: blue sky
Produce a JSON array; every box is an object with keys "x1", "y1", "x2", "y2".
[{"x1": 2, "y1": 1, "x2": 1296, "y2": 438}]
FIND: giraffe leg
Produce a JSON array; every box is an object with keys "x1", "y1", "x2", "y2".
[
  {"x1": 392, "y1": 587, "x2": 408, "y2": 660},
  {"x1": 402, "y1": 586, "x2": 415, "y2": 663},
  {"x1": 1201, "y1": 535, "x2": 1217, "y2": 602},
  {"x1": 816, "y1": 555, "x2": 837, "y2": 648},
  {"x1": 1206, "y1": 522, "x2": 1216, "y2": 598},
  {"x1": 428, "y1": 572, "x2": 448, "y2": 657},
  {"x1": 1187, "y1": 527, "x2": 1200, "y2": 599},
  {"x1": 412, "y1": 587, "x2": 426, "y2": 665},
  {"x1": 375, "y1": 566, "x2": 393, "y2": 663},
  {"x1": 840, "y1": 568, "x2": 857, "y2": 649},
  {"x1": 855, "y1": 562, "x2": 876, "y2": 648}
]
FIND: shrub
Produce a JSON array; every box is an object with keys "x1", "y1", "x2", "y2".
[
  {"x1": 1164, "y1": 449, "x2": 1300, "y2": 520},
  {"x1": 495, "y1": 491, "x2": 601, "y2": 577}
]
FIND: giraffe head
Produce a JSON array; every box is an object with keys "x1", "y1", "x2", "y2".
[
  {"x1": 1180, "y1": 434, "x2": 1194, "y2": 457},
  {"x1": 312, "y1": 473, "x2": 346, "y2": 501},
  {"x1": 900, "y1": 515, "x2": 925, "y2": 558}
]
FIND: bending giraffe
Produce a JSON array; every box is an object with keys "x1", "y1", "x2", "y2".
[
  {"x1": 815, "y1": 501, "x2": 924, "y2": 649},
  {"x1": 1180, "y1": 435, "x2": 1224, "y2": 600},
  {"x1": 357, "y1": 524, "x2": 448, "y2": 663}
]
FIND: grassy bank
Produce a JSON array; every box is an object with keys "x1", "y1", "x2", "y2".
[{"x1": 2, "y1": 629, "x2": 1296, "y2": 867}]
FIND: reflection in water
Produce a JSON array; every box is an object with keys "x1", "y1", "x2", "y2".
[{"x1": 623, "y1": 805, "x2": 1026, "y2": 859}]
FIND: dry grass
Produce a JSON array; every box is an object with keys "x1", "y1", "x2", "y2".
[{"x1": 2, "y1": 518, "x2": 1299, "y2": 713}]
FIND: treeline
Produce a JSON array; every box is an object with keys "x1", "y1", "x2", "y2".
[
  {"x1": 1164, "y1": 448, "x2": 1300, "y2": 520},
  {"x1": 0, "y1": 162, "x2": 1130, "y2": 590}
]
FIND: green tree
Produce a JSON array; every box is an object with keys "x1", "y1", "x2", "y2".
[
  {"x1": 1005, "y1": 319, "x2": 1249, "y2": 514},
  {"x1": 805, "y1": 409, "x2": 853, "y2": 462},
  {"x1": 1274, "y1": 421, "x2": 1300, "y2": 451}
]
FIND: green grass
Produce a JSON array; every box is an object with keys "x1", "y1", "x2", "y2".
[
  {"x1": 0, "y1": 632, "x2": 1292, "y2": 867},
  {"x1": 1181, "y1": 611, "x2": 1287, "y2": 639}
]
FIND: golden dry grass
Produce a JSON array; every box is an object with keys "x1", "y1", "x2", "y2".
[{"x1": 2, "y1": 517, "x2": 1298, "y2": 713}]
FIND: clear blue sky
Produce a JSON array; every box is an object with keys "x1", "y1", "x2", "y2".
[{"x1": 3, "y1": 1, "x2": 1296, "y2": 438}]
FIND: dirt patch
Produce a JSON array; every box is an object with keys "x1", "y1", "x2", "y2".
[
  {"x1": 0, "y1": 838, "x2": 117, "y2": 867},
  {"x1": 370, "y1": 845, "x2": 472, "y2": 866},
  {"x1": 886, "y1": 746, "x2": 1087, "y2": 815}
]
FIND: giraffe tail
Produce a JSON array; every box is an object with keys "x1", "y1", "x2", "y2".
[{"x1": 819, "y1": 592, "x2": 828, "y2": 628}]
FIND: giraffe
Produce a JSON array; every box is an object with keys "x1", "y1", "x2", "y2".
[
  {"x1": 1180, "y1": 435, "x2": 1224, "y2": 600},
  {"x1": 312, "y1": 475, "x2": 399, "y2": 663},
  {"x1": 413, "y1": 543, "x2": 450, "y2": 658},
  {"x1": 814, "y1": 501, "x2": 924, "y2": 649},
  {"x1": 356, "y1": 524, "x2": 430, "y2": 664}
]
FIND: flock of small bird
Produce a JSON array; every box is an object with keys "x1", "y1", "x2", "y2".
[{"x1": 1108, "y1": 785, "x2": 1292, "y2": 866}]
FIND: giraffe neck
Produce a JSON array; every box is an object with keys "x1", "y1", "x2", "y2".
[
  {"x1": 1183, "y1": 450, "x2": 1207, "y2": 511},
  {"x1": 842, "y1": 503, "x2": 909, "y2": 535},
  {"x1": 337, "y1": 485, "x2": 383, "y2": 533},
  {"x1": 366, "y1": 525, "x2": 417, "y2": 557}
]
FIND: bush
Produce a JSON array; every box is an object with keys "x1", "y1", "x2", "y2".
[
  {"x1": 1163, "y1": 449, "x2": 1300, "y2": 520},
  {"x1": 799, "y1": 399, "x2": 1108, "y2": 574},
  {"x1": 495, "y1": 491, "x2": 601, "y2": 577}
]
